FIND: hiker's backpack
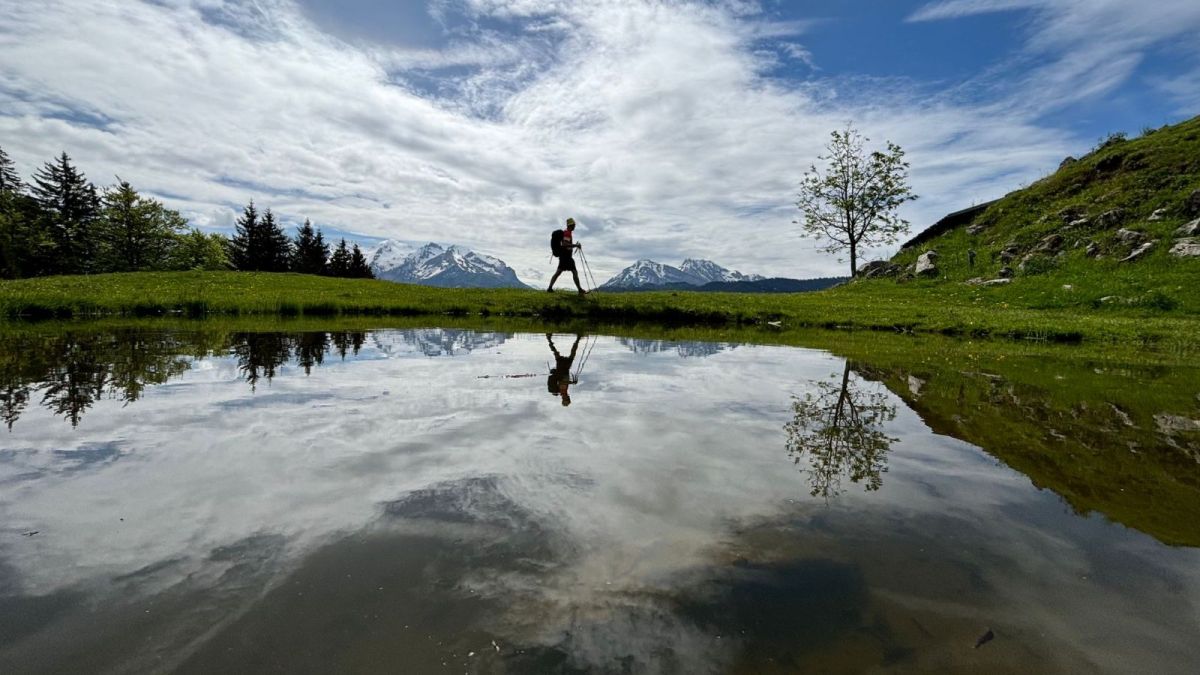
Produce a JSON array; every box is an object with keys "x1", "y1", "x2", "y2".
[{"x1": 550, "y1": 229, "x2": 564, "y2": 257}]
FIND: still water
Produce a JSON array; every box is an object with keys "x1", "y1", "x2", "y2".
[{"x1": 1, "y1": 328, "x2": 1199, "y2": 673}]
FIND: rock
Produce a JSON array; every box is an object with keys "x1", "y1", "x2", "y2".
[
  {"x1": 1100, "y1": 295, "x2": 1121, "y2": 304},
  {"x1": 965, "y1": 277, "x2": 985, "y2": 286},
  {"x1": 1176, "y1": 218, "x2": 1200, "y2": 237},
  {"x1": 1115, "y1": 228, "x2": 1146, "y2": 244},
  {"x1": 1059, "y1": 156, "x2": 1077, "y2": 169},
  {"x1": 1062, "y1": 284, "x2": 1074, "y2": 291},
  {"x1": 1058, "y1": 207, "x2": 1085, "y2": 223},
  {"x1": 908, "y1": 376, "x2": 925, "y2": 397},
  {"x1": 966, "y1": 224, "x2": 986, "y2": 236},
  {"x1": 1096, "y1": 209, "x2": 1125, "y2": 229},
  {"x1": 915, "y1": 251, "x2": 939, "y2": 277},
  {"x1": 981, "y1": 278, "x2": 1011, "y2": 287},
  {"x1": 1148, "y1": 207, "x2": 1168, "y2": 222},
  {"x1": 1085, "y1": 241, "x2": 1101, "y2": 257},
  {"x1": 1119, "y1": 241, "x2": 1154, "y2": 263},
  {"x1": 999, "y1": 251, "x2": 1015, "y2": 264},
  {"x1": 1169, "y1": 238, "x2": 1200, "y2": 258},
  {"x1": 997, "y1": 266, "x2": 1014, "y2": 278},
  {"x1": 1155, "y1": 414, "x2": 1200, "y2": 434},
  {"x1": 1034, "y1": 233, "x2": 1064, "y2": 253},
  {"x1": 1187, "y1": 189, "x2": 1200, "y2": 217},
  {"x1": 859, "y1": 260, "x2": 889, "y2": 275},
  {"x1": 1067, "y1": 218, "x2": 1091, "y2": 229}
]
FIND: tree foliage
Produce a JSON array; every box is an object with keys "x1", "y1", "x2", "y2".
[
  {"x1": 0, "y1": 144, "x2": 383, "y2": 280},
  {"x1": 30, "y1": 153, "x2": 101, "y2": 275},
  {"x1": 292, "y1": 219, "x2": 329, "y2": 275},
  {"x1": 784, "y1": 361, "x2": 898, "y2": 499},
  {"x1": 796, "y1": 125, "x2": 917, "y2": 277}
]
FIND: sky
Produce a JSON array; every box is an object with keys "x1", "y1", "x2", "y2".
[{"x1": 1, "y1": 0, "x2": 1198, "y2": 283}]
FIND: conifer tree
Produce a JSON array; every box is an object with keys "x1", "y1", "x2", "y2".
[
  {"x1": 0, "y1": 145, "x2": 41, "y2": 278},
  {"x1": 261, "y1": 209, "x2": 292, "y2": 272},
  {"x1": 348, "y1": 243, "x2": 374, "y2": 279},
  {"x1": 30, "y1": 153, "x2": 100, "y2": 274},
  {"x1": 0, "y1": 146, "x2": 21, "y2": 194},
  {"x1": 329, "y1": 238, "x2": 351, "y2": 277},
  {"x1": 291, "y1": 219, "x2": 328, "y2": 275},
  {"x1": 229, "y1": 201, "x2": 259, "y2": 271}
]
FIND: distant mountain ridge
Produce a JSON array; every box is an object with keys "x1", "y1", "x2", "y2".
[
  {"x1": 609, "y1": 277, "x2": 848, "y2": 293},
  {"x1": 600, "y1": 258, "x2": 763, "y2": 290},
  {"x1": 368, "y1": 241, "x2": 529, "y2": 289}
]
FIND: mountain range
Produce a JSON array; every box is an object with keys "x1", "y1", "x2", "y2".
[
  {"x1": 368, "y1": 241, "x2": 529, "y2": 289},
  {"x1": 599, "y1": 259, "x2": 763, "y2": 290}
]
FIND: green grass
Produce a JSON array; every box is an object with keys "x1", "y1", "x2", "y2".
[
  {"x1": 886, "y1": 114, "x2": 1200, "y2": 313},
  {"x1": 1, "y1": 270, "x2": 1198, "y2": 349}
]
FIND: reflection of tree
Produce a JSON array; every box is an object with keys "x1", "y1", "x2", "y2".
[
  {"x1": 0, "y1": 330, "x2": 374, "y2": 428},
  {"x1": 785, "y1": 362, "x2": 898, "y2": 499}
]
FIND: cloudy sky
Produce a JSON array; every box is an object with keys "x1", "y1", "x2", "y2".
[{"x1": 2, "y1": 0, "x2": 1198, "y2": 281}]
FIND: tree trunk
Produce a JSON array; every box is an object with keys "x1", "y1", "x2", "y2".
[{"x1": 849, "y1": 243, "x2": 858, "y2": 278}]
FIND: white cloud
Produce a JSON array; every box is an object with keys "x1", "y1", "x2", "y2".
[{"x1": 0, "y1": 0, "x2": 1196, "y2": 281}]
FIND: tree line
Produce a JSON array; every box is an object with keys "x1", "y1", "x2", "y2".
[{"x1": 0, "y1": 145, "x2": 373, "y2": 279}]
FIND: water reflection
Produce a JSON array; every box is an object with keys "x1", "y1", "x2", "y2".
[
  {"x1": 2, "y1": 328, "x2": 1200, "y2": 673},
  {"x1": 784, "y1": 361, "x2": 898, "y2": 498}
]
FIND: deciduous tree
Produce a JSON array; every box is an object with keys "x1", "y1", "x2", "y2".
[{"x1": 795, "y1": 125, "x2": 917, "y2": 277}]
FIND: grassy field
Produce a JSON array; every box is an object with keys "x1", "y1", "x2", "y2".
[{"x1": 1, "y1": 270, "x2": 1198, "y2": 350}]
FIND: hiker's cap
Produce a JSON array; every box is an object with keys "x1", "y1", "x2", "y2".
[{"x1": 565, "y1": 217, "x2": 576, "y2": 226}]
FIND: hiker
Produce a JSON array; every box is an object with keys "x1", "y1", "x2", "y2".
[
  {"x1": 968, "y1": 248, "x2": 977, "y2": 269},
  {"x1": 546, "y1": 333, "x2": 581, "y2": 406},
  {"x1": 549, "y1": 217, "x2": 587, "y2": 295}
]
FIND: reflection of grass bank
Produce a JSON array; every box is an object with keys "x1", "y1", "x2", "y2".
[
  {"x1": 1, "y1": 271, "x2": 1199, "y2": 348},
  {"x1": 3, "y1": 318, "x2": 1197, "y2": 545}
]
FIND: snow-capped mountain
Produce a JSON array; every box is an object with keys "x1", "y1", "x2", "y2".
[
  {"x1": 368, "y1": 241, "x2": 530, "y2": 289},
  {"x1": 599, "y1": 259, "x2": 762, "y2": 290},
  {"x1": 679, "y1": 259, "x2": 764, "y2": 283}
]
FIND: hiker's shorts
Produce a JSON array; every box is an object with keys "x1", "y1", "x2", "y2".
[{"x1": 556, "y1": 256, "x2": 576, "y2": 272}]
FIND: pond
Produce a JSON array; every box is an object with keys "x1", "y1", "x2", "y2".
[{"x1": 1, "y1": 327, "x2": 1199, "y2": 673}]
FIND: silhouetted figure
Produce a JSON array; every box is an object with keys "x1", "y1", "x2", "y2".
[
  {"x1": 968, "y1": 248, "x2": 977, "y2": 269},
  {"x1": 546, "y1": 333, "x2": 581, "y2": 406},
  {"x1": 548, "y1": 217, "x2": 587, "y2": 295}
]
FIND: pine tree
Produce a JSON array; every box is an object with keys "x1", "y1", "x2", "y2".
[
  {"x1": 97, "y1": 180, "x2": 186, "y2": 271},
  {"x1": 329, "y1": 238, "x2": 351, "y2": 277},
  {"x1": 349, "y1": 243, "x2": 374, "y2": 279},
  {"x1": 228, "y1": 201, "x2": 258, "y2": 271},
  {"x1": 291, "y1": 219, "x2": 328, "y2": 275},
  {"x1": 0, "y1": 146, "x2": 21, "y2": 193},
  {"x1": 261, "y1": 209, "x2": 292, "y2": 272},
  {"x1": 30, "y1": 153, "x2": 100, "y2": 274}
]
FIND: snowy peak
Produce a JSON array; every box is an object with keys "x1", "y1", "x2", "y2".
[
  {"x1": 600, "y1": 258, "x2": 764, "y2": 289},
  {"x1": 368, "y1": 240, "x2": 529, "y2": 289},
  {"x1": 679, "y1": 259, "x2": 763, "y2": 283},
  {"x1": 599, "y1": 260, "x2": 704, "y2": 289}
]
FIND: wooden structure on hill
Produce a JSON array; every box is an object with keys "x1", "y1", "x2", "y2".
[{"x1": 900, "y1": 199, "x2": 999, "y2": 250}]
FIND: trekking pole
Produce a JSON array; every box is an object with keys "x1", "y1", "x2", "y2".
[{"x1": 579, "y1": 249, "x2": 598, "y2": 291}]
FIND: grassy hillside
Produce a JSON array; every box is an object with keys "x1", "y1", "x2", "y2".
[{"x1": 879, "y1": 114, "x2": 1200, "y2": 312}]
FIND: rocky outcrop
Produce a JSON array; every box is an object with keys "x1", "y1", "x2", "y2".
[
  {"x1": 966, "y1": 223, "x2": 986, "y2": 236},
  {"x1": 1096, "y1": 208, "x2": 1126, "y2": 229},
  {"x1": 1148, "y1": 208, "x2": 1168, "y2": 222},
  {"x1": 859, "y1": 260, "x2": 901, "y2": 278},
  {"x1": 1115, "y1": 228, "x2": 1147, "y2": 244},
  {"x1": 914, "y1": 251, "x2": 939, "y2": 277},
  {"x1": 1120, "y1": 241, "x2": 1154, "y2": 263},
  {"x1": 1034, "y1": 233, "x2": 1064, "y2": 253},
  {"x1": 997, "y1": 266, "x2": 1014, "y2": 278},
  {"x1": 1169, "y1": 238, "x2": 1200, "y2": 258},
  {"x1": 1187, "y1": 189, "x2": 1200, "y2": 217},
  {"x1": 1059, "y1": 156, "x2": 1077, "y2": 169},
  {"x1": 1176, "y1": 218, "x2": 1200, "y2": 237},
  {"x1": 1085, "y1": 241, "x2": 1101, "y2": 258}
]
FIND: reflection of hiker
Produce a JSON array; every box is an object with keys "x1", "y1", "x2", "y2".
[
  {"x1": 548, "y1": 218, "x2": 587, "y2": 295},
  {"x1": 546, "y1": 333, "x2": 581, "y2": 406}
]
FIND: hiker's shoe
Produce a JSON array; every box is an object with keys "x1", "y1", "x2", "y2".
[
  {"x1": 546, "y1": 288, "x2": 555, "y2": 293},
  {"x1": 578, "y1": 290, "x2": 589, "y2": 296}
]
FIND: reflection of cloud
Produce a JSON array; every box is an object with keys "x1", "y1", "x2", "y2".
[{"x1": 2, "y1": 331, "x2": 1200, "y2": 671}]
